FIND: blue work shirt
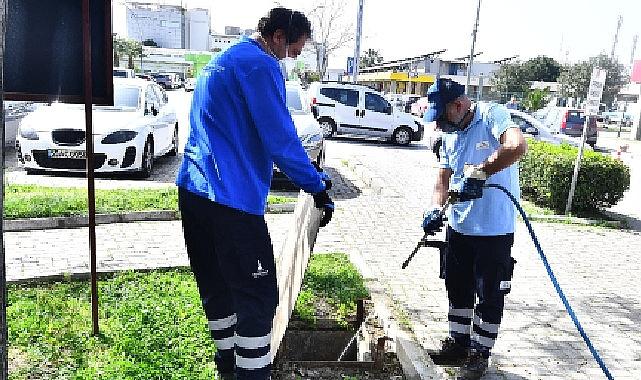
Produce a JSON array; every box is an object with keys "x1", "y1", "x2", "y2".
[
  {"x1": 176, "y1": 37, "x2": 325, "y2": 215},
  {"x1": 439, "y1": 102, "x2": 520, "y2": 236}
]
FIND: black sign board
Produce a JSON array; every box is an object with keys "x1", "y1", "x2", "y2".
[{"x1": 4, "y1": 0, "x2": 113, "y2": 105}]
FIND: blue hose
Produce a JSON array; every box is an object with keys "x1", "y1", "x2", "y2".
[{"x1": 484, "y1": 183, "x2": 614, "y2": 380}]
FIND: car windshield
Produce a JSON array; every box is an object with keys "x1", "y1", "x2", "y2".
[
  {"x1": 567, "y1": 110, "x2": 585, "y2": 123},
  {"x1": 113, "y1": 70, "x2": 129, "y2": 78},
  {"x1": 113, "y1": 87, "x2": 140, "y2": 108},
  {"x1": 286, "y1": 88, "x2": 304, "y2": 112}
]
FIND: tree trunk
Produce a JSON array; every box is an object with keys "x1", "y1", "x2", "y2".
[{"x1": 0, "y1": 0, "x2": 9, "y2": 377}]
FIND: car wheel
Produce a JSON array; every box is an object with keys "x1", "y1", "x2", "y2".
[
  {"x1": 168, "y1": 125, "x2": 179, "y2": 156},
  {"x1": 392, "y1": 127, "x2": 412, "y2": 146},
  {"x1": 318, "y1": 118, "x2": 336, "y2": 138},
  {"x1": 140, "y1": 137, "x2": 154, "y2": 178}
]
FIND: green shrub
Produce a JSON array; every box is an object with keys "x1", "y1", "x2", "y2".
[{"x1": 519, "y1": 140, "x2": 630, "y2": 214}]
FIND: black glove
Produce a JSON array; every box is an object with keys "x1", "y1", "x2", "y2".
[
  {"x1": 313, "y1": 190, "x2": 334, "y2": 227},
  {"x1": 459, "y1": 165, "x2": 487, "y2": 202},
  {"x1": 312, "y1": 161, "x2": 332, "y2": 191},
  {"x1": 422, "y1": 208, "x2": 444, "y2": 235}
]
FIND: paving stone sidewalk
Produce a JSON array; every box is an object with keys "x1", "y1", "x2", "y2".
[{"x1": 311, "y1": 138, "x2": 641, "y2": 379}]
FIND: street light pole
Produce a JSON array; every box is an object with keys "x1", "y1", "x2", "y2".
[
  {"x1": 353, "y1": 0, "x2": 364, "y2": 83},
  {"x1": 465, "y1": 0, "x2": 481, "y2": 96}
]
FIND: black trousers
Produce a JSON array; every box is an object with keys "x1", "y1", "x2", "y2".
[
  {"x1": 179, "y1": 188, "x2": 278, "y2": 380},
  {"x1": 444, "y1": 226, "x2": 515, "y2": 355}
]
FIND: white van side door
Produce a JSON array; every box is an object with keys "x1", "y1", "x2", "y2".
[{"x1": 360, "y1": 92, "x2": 394, "y2": 137}]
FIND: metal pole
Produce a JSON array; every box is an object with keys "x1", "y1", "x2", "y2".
[
  {"x1": 465, "y1": 0, "x2": 481, "y2": 96},
  {"x1": 82, "y1": 0, "x2": 99, "y2": 336},
  {"x1": 565, "y1": 117, "x2": 589, "y2": 215},
  {"x1": 352, "y1": 0, "x2": 364, "y2": 83},
  {"x1": 0, "y1": 0, "x2": 8, "y2": 376}
]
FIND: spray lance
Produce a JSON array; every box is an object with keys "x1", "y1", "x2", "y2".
[{"x1": 401, "y1": 184, "x2": 615, "y2": 380}]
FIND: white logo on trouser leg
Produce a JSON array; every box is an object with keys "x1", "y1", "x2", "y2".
[{"x1": 252, "y1": 260, "x2": 269, "y2": 279}]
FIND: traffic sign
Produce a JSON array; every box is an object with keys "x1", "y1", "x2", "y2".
[
  {"x1": 347, "y1": 57, "x2": 354, "y2": 75},
  {"x1": 585, "y1": 68, "x2": 607, "y2": 116}
]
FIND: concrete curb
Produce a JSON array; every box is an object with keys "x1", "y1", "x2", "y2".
[
  {"x1": 344, "y1": 244, "x2": 444, "y2": 379},
  {"x1": 4, "y1": 203, "x2": 296, "y2": 232},
  {"x1": 526, "y1": 214, "x2": 623, "y2": 228},
  {"x1": 3, "y1": 210, "x2": 181, "y2": 232}
]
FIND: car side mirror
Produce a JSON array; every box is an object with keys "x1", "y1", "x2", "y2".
[{"x1": 525, "y1": 126, "x2": 538, "y2": 135}]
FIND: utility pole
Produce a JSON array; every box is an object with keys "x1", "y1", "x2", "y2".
[
  {"x1": 610, "y1": 15, "x2": 623, "y2": 59},
  {"x1": 352, "y1": 0, "x2": 363, "y2": 83},
  {"x1": 0, "y1": 0, "x2": 7, "y2": 377},
  {"x1": 630, "y1": 35, "x2": 638, "y2": 68},
  {"x1": 465, "y1": 0, "x2": 481, "y2": 97}
]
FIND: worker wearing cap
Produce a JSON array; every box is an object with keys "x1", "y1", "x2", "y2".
[{"x1": 421, "y1": 78, "x2": 527, "y2": 380}]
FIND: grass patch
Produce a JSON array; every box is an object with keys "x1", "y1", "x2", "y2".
[
  {"x1": 293, "y1": 253, "x2": 369, "y2": 329},
  {"x1": 8, "y1": 269, "x2": 218, "y2": 379},
  {"x1": 518, "y1": 199, "x2": 622, "y2": 229},
  {"x1": 4, "y1": 184, "x2": 295, "y2": 219}
]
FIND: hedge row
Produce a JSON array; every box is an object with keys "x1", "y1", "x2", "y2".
[{"x1": 519, "y1": 140, "x2": 630, "y2": 214}]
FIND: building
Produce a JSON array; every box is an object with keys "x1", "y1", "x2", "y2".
[
  {"x1": 224, "y1": 26, "x2": 241, "y2": 36},
  {"x1": 186, "y1": 8, "x2": 210, "y2": 51},
  {"x1": 209, "y1": 34, "x2": 241, "y2": 53},
  {"x1": 124, "y1": 2, "x2": 186, "y2": 49},
  {"x1": 355, "y1": 51, "x2": 508, "y2": 96},
  {"x1": 139, "y1": 47, "x2": 193, "y2": 78}
]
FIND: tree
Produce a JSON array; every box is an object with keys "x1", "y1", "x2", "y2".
[
  {"x1": 113, "y1": 37, "x2": 127, "y2": 67},
  {"x1": 522, "y1": 88, "x2": 551, "y2": 112},
  {"x1": 558, "y1": 54, "x2": 627, "y2": 105},
  {"x1": 112, "y1": 37, "x2": 142, "y2": 70},
  {"x1": 306, "y1": 0, "x2": 355, "y2": 79},
  {"x1": 521, "y1": 56, "x2": 561, "y2": 82},
  {"x1": 490, "y1": 63, "x2": 530, "y2": 102},
  {"x1": 359, "y1": 48, "x2": 383, "y2": 69}
]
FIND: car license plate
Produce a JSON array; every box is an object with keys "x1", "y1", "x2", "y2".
[{"x1": 47, "y1": 149, "x2": 86, "y2": 159}]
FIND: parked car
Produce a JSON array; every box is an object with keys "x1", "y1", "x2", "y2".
[
  {"x1": 308, "y1": 82, "x2": 423, "y2": 145},
  {"x1": 403, "y1": 94, "x2": 422, "y2": 114},
  {"x1": 135, "y1": 73, "x2": 154, "y2": 81},
  {"x1": 152, "y1": 73, "x2": 181, "y2": 90},
  {"x1": 601, "y1": 111, "x2": 633, "y2": 127},
  {"x1": 507, "y1": 109, "x2": 572, "y2": 146},
  {"x1": 411, "y1": 96, "x2": 429, "y2": 118},
  {"x1": 184, "y1": 77, "x2": 197, "y2": 92},
  {"x1": 113, "y1": 67, "x2": 135, "y2": 78},
  {"x1": 272, "y1": 82, "x2": 325, "y2": 187},
  {"x1": 16, "y1": 78, "x2": 179, "y2": 177},
  {"x1": 540, "y1": 107, "x2": 597, "y2": 147}
]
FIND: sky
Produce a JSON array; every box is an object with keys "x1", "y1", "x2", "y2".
[{"x1": 116, "y1": 0, "x2": 641, "y2": 71}]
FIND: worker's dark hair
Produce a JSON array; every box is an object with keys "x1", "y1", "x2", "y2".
[{"x1": 257, "y1": 7, "x2": 312, "y2": 43}]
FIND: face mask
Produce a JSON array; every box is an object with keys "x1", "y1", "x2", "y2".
[
  {"x1": 438, "y1": 109, "x2": 472, "y2": 133},
  {"x1": 281, "y1": 44, "x2": 294, "y2": 64}
]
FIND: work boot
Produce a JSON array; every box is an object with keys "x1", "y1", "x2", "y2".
[
  {"x1": 457, "y1": 348, "x2": 489, "y2": 380},
  {"x1": 428, "y1": 337, "x2": 469, "y2": 365}
]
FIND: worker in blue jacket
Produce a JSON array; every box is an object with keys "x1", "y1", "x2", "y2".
[{"x1": 176, "y1": 7, "x2": 333, "y2": 380}]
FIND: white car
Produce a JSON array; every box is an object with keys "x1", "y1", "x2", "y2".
[
  {"x1": 309, "y1": 82, "x2": 424, "y2": 145},
  {"x1": 272, "y1": 82, "x2": 325, "y2": 188},
  {"x1": 17, "y1": 78, "x2": 179, "y2": 177},
  {"x1": 184, "y1": 77, "x2": 196, "y2": 92}
]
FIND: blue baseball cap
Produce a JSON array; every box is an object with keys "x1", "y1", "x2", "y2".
[{"x1": 423, "y1": 79, "x2": 465, "y2": 123}]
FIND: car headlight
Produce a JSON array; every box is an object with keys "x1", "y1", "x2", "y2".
[
  {"x1": 101, "y1": 130, "x2": 138, "y2": 144},
  {"x1": 300, "y1": 132, "x2": 322, "y2": 146},
  {"x1": 19, "y1": 126, "x2": 39, "y2": 140}
]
